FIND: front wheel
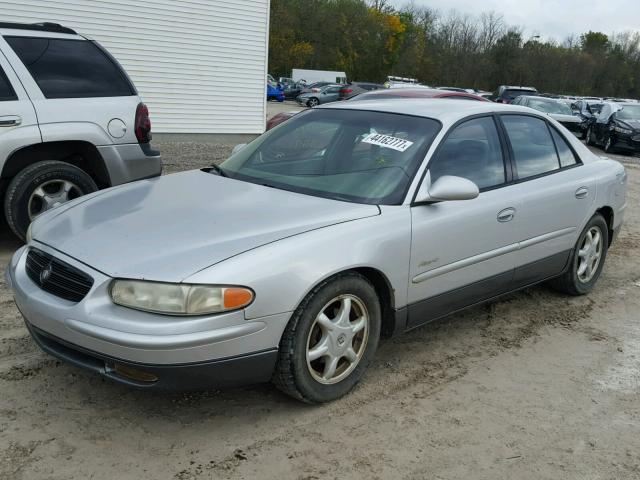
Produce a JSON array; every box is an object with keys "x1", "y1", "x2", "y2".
[
  {"x1": 272, "y1": 272, "x2": 381, "y2": 403},
  {"x1": 604, "y1": 135, "x2": 615, "y2": 153},
  {"x1": 548, "y1": 214, "x2": 608, "y2": 295},
  {"x1": 4, "y1": 161, "x2": 97, "y2": 241},
  {"x1": 307, "y1": 97, "x2": 319, "y2": 107},
  {"x1": 585, "y1": 126, "x2": 595, "y2": 146}
]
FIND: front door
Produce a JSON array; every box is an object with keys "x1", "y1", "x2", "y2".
[{"x1": 408, "y1": 116, "x2": 520, "y2": 328}]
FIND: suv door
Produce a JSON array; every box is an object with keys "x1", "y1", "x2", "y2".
[
  {"x1": 407, "y1": 116, "x2": 521, "y2": 328},
  {"x1": 1, "y1": 34, "x2": 140, "y2": 146},
  {"x1": 0, "y1": 48, "x2": 39, "y2": 165},
  {"x1": 499, "y1": 114, "x2": 596, "y2": 287}
]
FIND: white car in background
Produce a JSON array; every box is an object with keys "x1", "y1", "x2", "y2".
[{"x1": 0, "y1": 22, "x2": 161, "y2": 240}]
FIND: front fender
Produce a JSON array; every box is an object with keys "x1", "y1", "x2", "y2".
[{"x1": 184, "y1": 206, "x2": 412, "y2": 320}]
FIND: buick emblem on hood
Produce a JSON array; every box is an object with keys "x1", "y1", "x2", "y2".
[{"x1": 39, "y1": 264, "x2": 53, "y2": 284}]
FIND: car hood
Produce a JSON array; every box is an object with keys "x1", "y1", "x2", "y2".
[
  {"x1": 549, "y1": 113, "x2": 581, "y2": 123},
  {"x1": 32, "y1": 170, "x2": 380, "y2": 281},
  {"x1": 617, "y1": 119, "x2": 640, "y2": 131}
]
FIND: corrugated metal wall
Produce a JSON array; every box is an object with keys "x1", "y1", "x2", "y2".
[{"x1": 0, "y1": 0, "x2": 270, "y2": 134}]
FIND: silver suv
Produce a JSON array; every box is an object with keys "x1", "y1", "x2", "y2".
[{"x1": 0, "y1": 22, "x2": 162, "y2": 240}]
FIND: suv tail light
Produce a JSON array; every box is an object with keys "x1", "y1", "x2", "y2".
[{"x1": 134, "y1": 103, "x2": 152, "y2": 143}]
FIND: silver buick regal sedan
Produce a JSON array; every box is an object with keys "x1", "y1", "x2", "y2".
[{"x1": 7, "y1": 100, "x2": 627, "y2": 403}]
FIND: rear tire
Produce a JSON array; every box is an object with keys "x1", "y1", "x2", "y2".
[
  {"x1": 272, "y1": 272, "x2": 381, "y2": 403},
  {"x1": 548, "y1": 214, "x2": 608, "y2": 296},
  {"x1": 4, "y1": 161, "x2": 97, "y2": 241}
]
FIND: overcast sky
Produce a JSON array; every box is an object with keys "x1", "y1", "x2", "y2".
[{"x1": 398, "y1": 0, "x2": 640, "y2": 41}]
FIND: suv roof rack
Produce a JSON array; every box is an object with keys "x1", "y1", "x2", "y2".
[{"x1": 0, "y1": 22, "x2": 77, "y2": 35}]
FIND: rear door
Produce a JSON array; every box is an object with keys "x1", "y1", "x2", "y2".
[
  {"x1": 322, "y1": 86, "x2": 342, "y2": 103},
  {"x1": 499, "y1": 114, "x2": 596, "y2": 286},
  {"x1": 1, "y1": 33, "x2": 140, "y2": 146},
  {"x1": 0, "y1": 42, "x2": 39, "y2": 164}
]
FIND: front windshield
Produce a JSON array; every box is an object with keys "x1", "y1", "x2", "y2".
[
  {"x1": 529, "y1": 99, "x2": 573, "y2": 115},
  {"x1": 220, "y1": 109, "x2": 441, "y2": 204},
  {"x1": 617, "y1": 105, "x2": 640, "y2": 121}
]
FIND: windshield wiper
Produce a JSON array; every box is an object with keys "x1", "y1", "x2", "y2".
[{"x1": 204, "y1": 164, "x2": 228, "y2": 177}]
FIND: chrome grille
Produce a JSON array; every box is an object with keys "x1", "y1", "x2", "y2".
[{"x1": 25, "y1": 248, "x2": 93, "y2": 302}]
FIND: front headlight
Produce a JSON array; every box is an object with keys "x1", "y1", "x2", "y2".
[
  {"x1": 110, "y1": 280, "x2": 254, "y2": 315},
  {"x1": 614, "y1": 126, "x2": 633, "y2": 135}
]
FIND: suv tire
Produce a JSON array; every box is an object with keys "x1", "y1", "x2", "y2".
[
  {"x1": 272, "y1": 272, "x2": 381, "y2": 403},
  {"x1": 5, "y1": 161, "x2": 97, "y2": 241}
]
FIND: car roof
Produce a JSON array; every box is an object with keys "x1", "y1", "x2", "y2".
[
  {"x1": 353, "y1": 88, "x2": 487, "y2": 101},
  {"x1": 0, "y1": 22, "x2": 81, "y2": 39},
  {"x1": 502, "y1": 85, "x2": 537, "y2": 90},
  {"x1": 320, "y1": 98, "x2": 532, "y2": 124}
]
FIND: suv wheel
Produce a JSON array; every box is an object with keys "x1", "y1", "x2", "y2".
[
  {"x1": 5, "y1": 161, "x2": 98, "y2": 241},
  {"x1": 273, "y1": 272, "x2": 381, "y2": 403}
]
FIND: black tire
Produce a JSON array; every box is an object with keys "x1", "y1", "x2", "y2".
[
  {"x1": 603, "y1": 135, "x2": 616, "y2": 153},
  {"x1": 585, "y1": 126, "x2": 595, "y2": 146},
  {"x1": 272, "y1": 272, "x2": 381, "y2": 403},
  {"x1": 548, "y1": 214, "x2": 609, "y2": 296},
  {"x1": 5, "y1": 161, "x2": 98, "y2": 241},
  {"x1": 307, "y1": 97, "x2": 319, "y2": 107}
]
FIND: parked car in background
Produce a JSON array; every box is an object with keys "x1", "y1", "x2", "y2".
[
  {"x1": 586, "y1": 102, "x2": 640, "y2": 154},
  {"x1": 10, "y1": 99, "x2": 626, "y2": 403},
  {"x1": 299, "y1": 81, "x2": 334, "y2": 94},
  {"x1": 572, "y1": 100, "x2": 603, "y2": 127},
  {"x1": 268, "y1": 87, "x2": 489, "y2": 130},
  {"x1": 491, "y1": 85, "x2": 538, "y2": 104},
  {"x1": 338, "y1": 82, "x2": 384, "y2": 100},
  {"x1": 296, "y1": 84, "x2": 342, "y2": 107},
  {"x1": 512, "y1": 95, "x2": 585, "y2": 138},
  {"x1": 0, "y1": 22, "x2": 161, "y2": 240},
  {"x1": 267, "y1": 82, "x2": 285, "y2": 102},
  {"x1": 350, "y1": 87, "x2": 491, "y2": 102},
  {"x1": 267, "y1": 87, "x2": 489, "y2": 130}
]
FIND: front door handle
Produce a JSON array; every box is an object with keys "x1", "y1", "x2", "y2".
[
  {"x1": 0, "y1": 115, "x2": 22, "y2": 127},
  {"x1": 497, "y1": 207, "x2": 516, "y2": 223},
  {"x1": 575, "y1": 187, "x2": 589, "y2": 199}
]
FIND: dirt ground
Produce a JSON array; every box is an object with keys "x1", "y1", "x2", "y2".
[{"x1": 1, "y1": 138, "x2": 639, "y2": 479}]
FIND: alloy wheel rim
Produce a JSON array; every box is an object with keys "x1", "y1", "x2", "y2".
[
  {"x1": 576, "y1": 226, "x2": 603, "y2": 283},
  {"x1": 28, "y1": 180, "x2": 82, "y2": 221},
  {"x1": 306, "y1": 294, "x2": 369, "y2": 385}
]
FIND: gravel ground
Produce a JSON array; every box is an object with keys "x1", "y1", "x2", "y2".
[{"x1": 0, "y1": 134, "x2": 639, "y2": 480}]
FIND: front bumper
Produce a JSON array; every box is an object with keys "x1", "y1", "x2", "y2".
[
  {"x1": 25, "y1": 322, "x2": 277, "y2": 390},
  {"x1": 7, "y1": 244, "x2": 291, "y2": 387},
  {"x1": 97, "y1": 143, "x2": 163, "y2": 186}
]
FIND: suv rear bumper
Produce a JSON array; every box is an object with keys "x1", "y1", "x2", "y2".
[{"x1": 98, "y1": 143, "x2": 162, "y2": 186}]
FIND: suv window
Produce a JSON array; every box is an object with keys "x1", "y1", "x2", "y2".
[
  {"x1": 5, "y1": 36, "x2": 134, "y2": 99},
  {"x1": 0, "y1": 66, "x2": 17, "y2": 101},
  {"x1": 550, "y1": 128, "x2": 578, "y2": 168},
  {"x1": 429, "y1": 117, "x2": 506, "y2": 190},
  {"x1": 502, "y1": 115, "x2": 559, "y2": 178}
]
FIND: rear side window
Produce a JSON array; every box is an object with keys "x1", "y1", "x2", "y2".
[
  {"x1": 550, "y1": 128, "x2": 578, "y2": 167},
  {"x1": 502, "y1": 115, "x2": 559, "y2": 179},
  {"x1": 429, "y1": 117, "x2": 506, "y2": 190},
  {"x1": 0, "y1": 66, "x2": 17, "y2": 101},
  {"x1": 5, "y1": 36, "x2": 134, "y2": 99}
]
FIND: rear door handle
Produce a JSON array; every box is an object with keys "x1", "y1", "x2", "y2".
[
  {"x1": 575, "y1": 187, "x2": 589, "y2": 199},
  {"x1": 0, "y1": 116, "x2": 22, "y2": 127},
  {"x1": 497, "y1": 207, "x2": 516, "y2": 223}
]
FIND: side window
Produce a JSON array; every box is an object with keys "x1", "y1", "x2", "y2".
[
  {"x1": 502, "y1": 115, "x2": 560, "y2": 179},
  {"x1": 0, "y1": 66, "x2": 17, "y2": 101},
  {"x1": 5, "y1": 36, "x2": 134, "y2": 99},
  {"x1": 326, "y1": 86, "x2": 341, "y2": 94},
  {"x1": 550, "y1": 128, "x2": 578, "y2": 167},
  {"x1": 429, "y1": 117, "x2": 506, "y2": 190}
]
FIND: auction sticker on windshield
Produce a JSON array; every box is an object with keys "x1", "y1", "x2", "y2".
[{"x1": 362, "y1": 133, "x2": 414, "y2": 152}]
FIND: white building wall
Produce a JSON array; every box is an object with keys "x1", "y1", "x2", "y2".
[{"x1": 0, "y1": 0, "x2": 270, "y2": 134}]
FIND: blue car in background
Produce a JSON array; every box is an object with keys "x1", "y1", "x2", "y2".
[{"x1": 267, "y1": 82, "x2": 285, "y2": 102}]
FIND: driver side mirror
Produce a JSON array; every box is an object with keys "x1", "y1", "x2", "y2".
[
  {"x1": 415, "y1": 175, "x2": 480, "y2": 204},
  {"x1": 232, "y1": 143, "x2": 247, "y2": 155}
]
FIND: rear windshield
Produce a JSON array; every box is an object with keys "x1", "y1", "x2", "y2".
[
  {"x1": 504, "y1": 89, "x2": 537, "y2": 99},
  {"x1": 5, "y1": 36, "x2": 135, "y2": 99},
  {"x1": 220, "y1": 109, "x2": 441, "y2": 205}
]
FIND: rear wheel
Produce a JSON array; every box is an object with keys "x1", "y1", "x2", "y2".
[
  {"x1": 548, "y1": 214, "x2": 608, "y2": 295},
  {"x1": 273, "y1": 272, "x2": 381, "y2": 403},
  {"x1": 4, "y1": 161, "x2": 97, "y2": 241}
]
